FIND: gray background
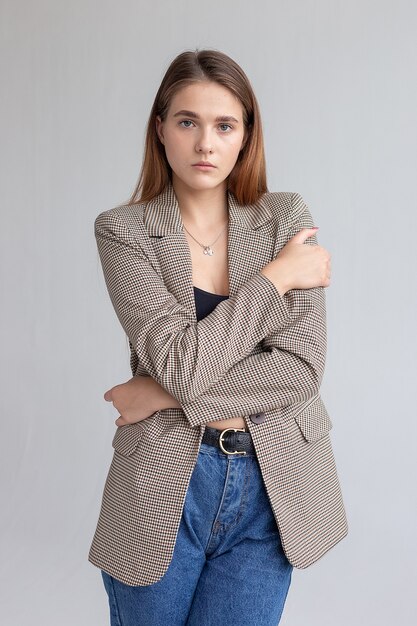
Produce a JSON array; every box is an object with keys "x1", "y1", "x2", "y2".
[{"x1": 1, "y1": 1, "x2": 416, "y2": 624}]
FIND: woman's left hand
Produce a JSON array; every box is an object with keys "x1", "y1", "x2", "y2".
[{"x1": 104, "y1": 375, "x2": 160, "y2": 427}]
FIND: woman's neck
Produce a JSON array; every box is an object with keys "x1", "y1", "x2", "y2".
[{"x1": 172, "y1": 175, "x2": 229, "y2": 231}]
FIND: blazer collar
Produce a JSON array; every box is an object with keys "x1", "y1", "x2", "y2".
[{"x1": 143, "y1": 179, "x2": 272, "y2": 237}]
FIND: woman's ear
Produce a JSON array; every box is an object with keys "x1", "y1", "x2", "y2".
[{"x1": 155, "y1": 115, "x2": 164, "y2": 145}]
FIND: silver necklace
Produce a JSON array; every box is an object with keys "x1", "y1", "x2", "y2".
[{"x1": 183, "y1": 221, "x2": 228, "y2": 256}]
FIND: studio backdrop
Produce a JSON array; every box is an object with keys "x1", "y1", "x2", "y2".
[{"x1": 0, "y1": 1, "x2": 416, "y2": 625}]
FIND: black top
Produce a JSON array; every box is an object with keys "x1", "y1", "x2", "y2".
[{"x1": 193, "y1": 285, "x2": 229, "y2": 321}]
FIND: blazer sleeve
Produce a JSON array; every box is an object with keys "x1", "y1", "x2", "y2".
[
  {"x1": 95, "y1": 210, "x2": 296, "y2": 405},
  {"x1": 179, "y1": 193, "x2": 328, "y2": 427}
]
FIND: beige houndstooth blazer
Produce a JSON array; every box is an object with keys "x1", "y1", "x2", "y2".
[{"x1": 88, "y1": 180, "x2": 348, "y2": 586}]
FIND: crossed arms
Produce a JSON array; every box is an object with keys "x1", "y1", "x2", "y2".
[{"x1": 95, "y1": 193, "x2": 327, "y2": 428}]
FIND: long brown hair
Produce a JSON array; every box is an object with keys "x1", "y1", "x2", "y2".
[{"x1": 127, "y1": 48, "x2": 268, "y2": 206}]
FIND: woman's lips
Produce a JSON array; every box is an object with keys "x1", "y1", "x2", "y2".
[{"x1": 192, "y1": 164, "x2": 216, "y2": 170}]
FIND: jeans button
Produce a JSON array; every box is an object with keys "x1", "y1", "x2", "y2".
[{"x1": 249, "y1": 412, "x2": 266, "y2": 425}]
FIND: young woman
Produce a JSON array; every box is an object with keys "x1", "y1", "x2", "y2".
[{"x1": 89, "y1": 49, "x2": 348, "y2": 626}]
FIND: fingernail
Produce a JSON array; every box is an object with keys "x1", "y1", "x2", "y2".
[{"x1": 312, "y1": 227, "x2": 319, "y2": 230}]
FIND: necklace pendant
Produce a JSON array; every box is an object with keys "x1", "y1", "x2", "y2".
[{"x1": 203, "y1": 246, "x2": 214, "y2": 256}]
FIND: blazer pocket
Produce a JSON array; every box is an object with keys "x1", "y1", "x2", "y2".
[
  {"x1": 111, "y1": 412, "x2": 160, "y2": 456},
  {"x1": 292, "y1": 394, "x2": 333, "y2": 442}
]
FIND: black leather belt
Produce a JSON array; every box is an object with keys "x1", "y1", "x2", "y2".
[{"x1": 202, "y1": 426, "x2": 255, "y2": 456}]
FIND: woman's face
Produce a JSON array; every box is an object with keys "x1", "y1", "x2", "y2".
[{"x1": 156, "y1": 81, "x2": 247, "y2": 193}]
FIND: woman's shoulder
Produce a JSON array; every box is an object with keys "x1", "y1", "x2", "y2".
[
  {"x1": 95, "y1": 200, "x2": 146, "y2": 225},
  {"x1": 257, "y1": 190, "x2": 311, "y2": 225},
  {"x1": 94, "y1": 201, "x2": 147, "y2": 234},
  {"x1": 94, "y1": 203, "x2": 145, "y2": 244}
]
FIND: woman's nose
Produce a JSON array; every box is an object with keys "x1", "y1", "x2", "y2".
[{"x1": 195, "y1": 129, "x2": 213, "y2": 153}]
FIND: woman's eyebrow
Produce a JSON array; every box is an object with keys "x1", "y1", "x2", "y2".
[{"x1": 173, "y1": 109, "x2": 240, "y2": 124}]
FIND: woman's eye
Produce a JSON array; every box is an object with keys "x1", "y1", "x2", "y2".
[{"x1": 178, "y1": 120, "x2": 233, "y2": 132}]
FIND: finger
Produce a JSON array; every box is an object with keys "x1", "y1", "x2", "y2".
[{"x1": 290, "y1": 227, "x2": 319, "y2": 244}]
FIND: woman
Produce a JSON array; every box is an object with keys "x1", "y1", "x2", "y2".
[{"x1": 89, "y1": 49, "x2": 348, "y2": 625}]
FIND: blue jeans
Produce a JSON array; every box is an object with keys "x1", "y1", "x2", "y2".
[{"x1": 101, "y1": 438, "x2": 293, "y2": 625}]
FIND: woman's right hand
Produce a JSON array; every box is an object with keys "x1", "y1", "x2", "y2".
[{"x1": 260, "y1": 228, "x2": 331, "y2": 296}]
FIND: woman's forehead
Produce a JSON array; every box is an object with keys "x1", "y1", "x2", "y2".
[{"x1": 167, "y1": 82, "x2": 243, "y2": 120}]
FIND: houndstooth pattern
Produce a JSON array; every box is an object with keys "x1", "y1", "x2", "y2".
[{"x1": 88, "y1": 180, "x2": 348, "y2": 586}]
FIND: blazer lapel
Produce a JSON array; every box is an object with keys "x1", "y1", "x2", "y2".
[
  {"x1": 143, "y1": 180, "x2": 276, "y2": 317},
  {"x1": 227, "y1": 194, "x2": 276, "y2": 297}
]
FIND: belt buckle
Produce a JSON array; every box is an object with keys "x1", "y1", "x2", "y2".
[{"x1": 219, "y1": 428, "x2": 247, "y2": 455}]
